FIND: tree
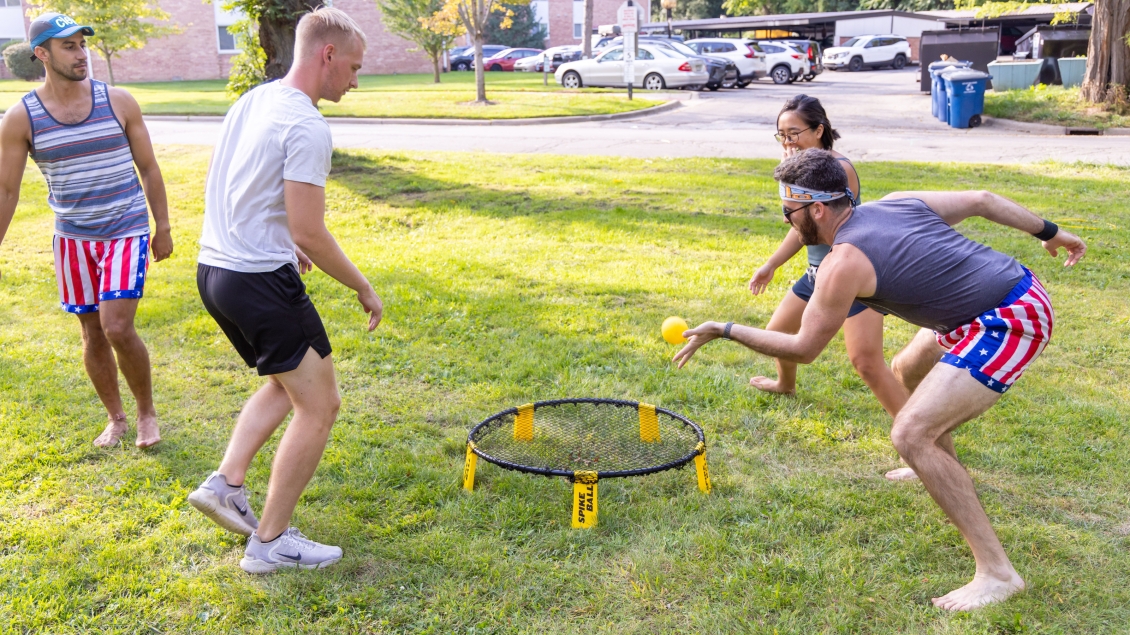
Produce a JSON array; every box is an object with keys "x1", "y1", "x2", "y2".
[
  {"x1": 582, "y1": 0, "x2": 593, "y2": 58},
  {"x1": 483, "y1": 1, "x2": 547, "y2": 48},
  {"x1": 1081, "y1": 0, "x2": 1130, "y2": 104},
  {"x1": 381, "y1": 0, "x2": 462, "y2": 83},
  {"x1": 225, "y1": 14, "x2": 267, "y2": 98},
  {"x1": 225, "y1": 0, "x2": 323, "y2": 80},
  {"x1": 26, "y1": 0, "x2": 180, "y2": 85},
  {"x1": 433, "y1": 0, "x2": 512, "y2": 103}
]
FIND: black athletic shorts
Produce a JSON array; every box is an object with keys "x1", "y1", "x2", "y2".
[
  {"x1": 197, "y1": 263, "x2": 332, "y2": 376},
  {"x1": 791, "y1": 268, "x2": 884, "y2": 319}
]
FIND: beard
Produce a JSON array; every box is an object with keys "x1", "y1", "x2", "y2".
[
  {"x1": 48, "y1": 56, "x2": 87, "y2": 82},
  {"x1": 794, "y1": 209, "x2": 821, "y2": 246}
]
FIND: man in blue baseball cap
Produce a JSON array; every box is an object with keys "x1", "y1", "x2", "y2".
[
  {"x1": 0, "y1": 11, "x2": 174, "y2": 448},
  {"x1": 28, "y1": 12, "x2": 94, "y2": 61}
]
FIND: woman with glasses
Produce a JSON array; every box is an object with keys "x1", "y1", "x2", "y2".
[{"x1": 748, "y1": 95, "x2": 909, "y2": 424}]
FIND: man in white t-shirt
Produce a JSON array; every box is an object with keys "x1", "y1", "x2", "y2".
[{"x1": 187, "y1": 7, "x2": 382, "y2": 574}]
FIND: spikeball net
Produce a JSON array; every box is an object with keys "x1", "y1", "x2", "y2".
[{"x1": 462, "y1": 398, "x2": 711, "y2": 528}]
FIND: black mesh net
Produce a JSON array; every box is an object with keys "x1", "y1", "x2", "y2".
[{"x1": 469, "y1": 399, "x2": 704, "y2": 478}]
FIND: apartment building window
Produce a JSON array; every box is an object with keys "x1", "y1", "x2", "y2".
[
  {"x1": 573, "y1": 0, "x2": 584, "y2": 40},
  {"x1": 214, "y1": 2, "x2": 244, "y2": 53}
]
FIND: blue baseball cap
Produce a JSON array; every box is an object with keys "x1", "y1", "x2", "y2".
[{"x1": 28, "y1": 13, "x2": 95, "y2": 59}]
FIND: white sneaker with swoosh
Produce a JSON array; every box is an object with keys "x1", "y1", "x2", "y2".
[
  {"x1": 187, "y1": 471, "x2": 259, "y2": 536},
  {"x1": 240, "y1": 527, "x2": 343, "y2": 574}
]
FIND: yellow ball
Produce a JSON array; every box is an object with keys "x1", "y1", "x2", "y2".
[{"x1": 661, "y1": 316, "x2": 689, "y2": 344}]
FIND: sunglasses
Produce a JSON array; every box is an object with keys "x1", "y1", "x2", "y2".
[{"x1": 782, "y1": 200, "x2": 817, "y2": 223}]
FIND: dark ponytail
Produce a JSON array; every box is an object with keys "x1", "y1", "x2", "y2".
[{"x1": 779, "y1": 94, "x2": 840, "y2": 150}]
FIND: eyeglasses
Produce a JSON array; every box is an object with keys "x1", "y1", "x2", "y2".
[
  {"x1": 782, "y1": 200, "x2": 817, "y2": 223},
  {"x1": 775, "y1": 127, "x2": 813, "y2": 144}
]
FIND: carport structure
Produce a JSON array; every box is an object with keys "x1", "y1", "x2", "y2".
[{"x1": 640, "y1": 9, "x2": 944, "y2": 61}]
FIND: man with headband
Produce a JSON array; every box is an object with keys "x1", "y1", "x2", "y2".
[{"x1": 673, "y1": 149, "x2": 1085, "y2": 611}]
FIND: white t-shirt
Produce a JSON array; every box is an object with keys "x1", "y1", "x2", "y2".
[{"x1": 198, "y1": 81, "x2": 332, "y2": 273}]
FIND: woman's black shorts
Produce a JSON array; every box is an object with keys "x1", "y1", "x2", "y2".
[{"x1": 197, "y1": 263, "x2": 332, "y2": 376}]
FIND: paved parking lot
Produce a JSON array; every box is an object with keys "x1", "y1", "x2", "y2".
[{"x1": 146, "y1": 68, "x2": 1130, "y2": 165}]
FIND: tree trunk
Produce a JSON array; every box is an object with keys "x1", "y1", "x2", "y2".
[
  {"x1": 432, "y1": 52, "x2": 441, "y2": 83},
  {"x1": 1081, "y1": 0, "x2": 1130, "y2": 103},
  {"x1": 260, "y1": 0, "x2": 325, "y2": 80},
  {"x1": 474, "y1": 35, "x2": 487, "y2": 102},
  {"x1": 582, "y1": 0, "x2": 594, "y2": 58},
  {"x1": 102, "y1": 51, "x2": 115, "y2": 85}
]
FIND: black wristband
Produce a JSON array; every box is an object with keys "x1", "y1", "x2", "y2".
[
  {"x1": 723, "y1": 322, "x2": 734, "y2": 340},
  {"x1": 1033, "y1": 219, "x2": 1059, "y2": 242}
]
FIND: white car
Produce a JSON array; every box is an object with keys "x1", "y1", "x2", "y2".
[
  {"x1": 755, "y1": 41, "x2": 807, "y2": 84},
  {"x1": 516, "y1": 45, "x2": 581, "y2": 72},
  {"x1": 555, "y1": 45, "x2": 709, "y2": 90},
  {"x1": 685, "y1": 38, "x2": 766, "y2": 87},
  {"x1": 823, "y1": 35, "x2": 911, "y2": 71}
]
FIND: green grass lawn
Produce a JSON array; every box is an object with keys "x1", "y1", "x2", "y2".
[
  {"x1": 985, "y1": 85, "x2": 1130, "y2": 130},
  {"x1": 1, "y1": 148, "x2": 1129, "y2": 633},
  {"x1": 0, "y1": 73, "x2": 663, "y2": 119}
]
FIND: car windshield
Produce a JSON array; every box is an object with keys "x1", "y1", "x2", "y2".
[
  {"x1": 841, "y1": 37, "x2": 862, "y2": 48},
  {"x1": 663, "y1": 41, "x2": 699, "y2": 56},
  {"x1": 653, "y1": 46, "x2": 682, "y2": 58}
]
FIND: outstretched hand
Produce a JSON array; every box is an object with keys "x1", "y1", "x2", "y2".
[
  {"x1": 672, "y1": 321, "x2": 723, "y2": 369},
  {"x1": 749, "y1": 264, "x2": 775, "y2": 295},
  {"x1": 1042, "y1": 229, "x2": 1086, "y2": 267}
]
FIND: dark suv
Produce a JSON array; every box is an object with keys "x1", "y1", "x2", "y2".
[{"x1": 449, "y1": 45, "x2": 507, "y2": 71}]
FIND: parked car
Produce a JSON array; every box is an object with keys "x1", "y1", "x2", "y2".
[
  {"x1": 482, "y1": 47, "x2": 543, "y2": 71},
  {"x1": 763, "y1": 38, "x2": 823, "y2": 80},
  {"x1": 449, "y1": 45, "x2": 507, "y2": 71},
  {"x1": 685, "y1": 38, "x2": 767, "y2": 87},
  {"x1": 601, "y1": 36, "x2": 736, "y2": 90},
  {"x1": 594, "y1": 33, "x2": 684, "y2": 49},
  {"x1": 516, "y1": 45, "x2": 581, "y2": 72},
  {"x1": 555, "y1": 44, "x2": 709, "y2": 90},
  {"x1": 756, "y1": 41, "x2": 807, "y2": 84},
  {"x1": 823, "y1": 35, "x2": 911, "y2": 71}
]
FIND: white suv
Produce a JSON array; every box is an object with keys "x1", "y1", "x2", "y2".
[
  {"x1": 756, "y1": 41, "x2": 807, "y2": 84},
  {"x1": 685, "y1": 38, "x2": 767, "y2": 87},
  {"x1": 824, "y1": 35, "x2": 911, "y2": 72}
]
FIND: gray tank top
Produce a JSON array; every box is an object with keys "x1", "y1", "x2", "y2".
[
  {"x1": 806, "y1": 157, "x2": 859, "y2": 266},
  {"x1": 832, "y1": 198, "x2": 1025, "y2": 333}
]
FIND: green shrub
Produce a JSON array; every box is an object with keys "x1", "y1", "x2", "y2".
[
  {"x1": 3, "y1": 42, "x2": 44, "y2": 81},
  {"x1": 225, "y1": 18, "x2": 266, "y2": 100}
]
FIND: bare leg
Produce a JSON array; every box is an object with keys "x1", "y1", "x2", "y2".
[
  {"x1": 886, "y1": 328, "x2": 949, "y2": 481},
  {"x1": 750, "y1": 291, "x2": 806, "y2": 395},
  {"x1": 255, "y1": 348, "x2": 341, "y2": 542},
  {"x1": 842, "y1": 309, "x2": 908, "y2": 418},
  {"x1": 890, "y1": 364, "x2": 1024, "y2": 610},
  {"x1": 98, "y1": 299, "x2": 160, "y2": 447},
  {"x1": 78, "y1": 313, "x2": 130, "y2": 447},
  {"x1": 217, "y1": 376, "x2": 294, "y2": 486}
]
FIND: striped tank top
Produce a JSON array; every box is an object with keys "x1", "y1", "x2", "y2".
[{"x1": 22, "y1": 79, "x2": 149, "y2": 241}]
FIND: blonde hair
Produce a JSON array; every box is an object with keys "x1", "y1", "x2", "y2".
[{"x1": 295, "y1": 7, "x2": 367, "y2": 59}]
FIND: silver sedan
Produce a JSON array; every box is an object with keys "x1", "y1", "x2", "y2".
[{"x1": 555, "y1": 45, "x2": 708, "y2": 90}]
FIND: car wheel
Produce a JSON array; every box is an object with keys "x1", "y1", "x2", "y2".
[
  {"x1": 736, "y1": 80, "x2": 751, "y2": 88},
  {"x1": 771, "y1": 65, "x2": 791, "y2": 84},
  {"x1": 848, "y1": 57, "x2": 863, "y2": 72},
  {"x1": 455, "y1": 62, "x2": 470, "y2": 71},
  {"x1": 803, "y1": 74, "x2": 814, "y2": 82},
  {"x1": 490, "y1": 64, "x2": 503, "y2": 71},
  {"x1": 893, "y1": 54, "x2": 907, "y2": 70},
  {"x1": 561, "y1": 71, "x2": 582, "y2": 89},
  {"x1": 644, "y1": 73, "x2": 665, "y2": 90}
]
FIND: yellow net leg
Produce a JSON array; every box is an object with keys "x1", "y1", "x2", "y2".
[
  {"x1": 572, "y1": 471, "x2": 598, "y2": 528},
  {"x1": 638, "y1": 402, "x2": 660, "y2": 443},
  {"x1": 462, "y1": 443, "x2": 478, "y2": 491},
  {"x1": 694, "y1": 442, "x2": 711, "y2": 493},
  {"x1": 514, "y1": 403, "x2": 534, "y2": 441}
]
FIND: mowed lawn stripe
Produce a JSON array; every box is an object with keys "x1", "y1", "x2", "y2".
[{"x1": 0, "y1": 148, "x2": 1128, "y2": 633}]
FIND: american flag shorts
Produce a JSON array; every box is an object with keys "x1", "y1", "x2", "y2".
[
  {"x1": 936, "y1": 267, "x2": 1053, "y2": 393},
  {"x1": 53, "y1": 234, "x2": 149, "y2": 314}
]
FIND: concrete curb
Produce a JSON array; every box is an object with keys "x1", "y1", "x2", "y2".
[
  {"x1": 983, "y1": 115, "x2": 1130, "y2": 137},
  {"x1": 143, "y1": 99, "x2": 683, "y2": 126}
]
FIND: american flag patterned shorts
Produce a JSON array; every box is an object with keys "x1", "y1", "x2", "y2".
[
  {"x1": 936, "y1": 268, "x2": 1052, "y2": 393},
  {"x1": 53, "y1": 234, "x2": 149, "y2": 314}
]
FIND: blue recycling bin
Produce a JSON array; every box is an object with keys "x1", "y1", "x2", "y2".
[
  {"x1": 929, "y1": 60, "x2": 971, "y2": 121},
  {"x1": 944, "y1": 70, "x2": 992, "y2": 129}
]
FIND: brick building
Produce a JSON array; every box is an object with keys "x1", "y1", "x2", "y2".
[{"x1": 536, "y1": 0, "x2": 626, "y2": 49}]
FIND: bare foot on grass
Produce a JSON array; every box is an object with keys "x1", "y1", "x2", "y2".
[
  {"x1": 749, "y1": 376, "x2": 796, "y2": 396},
  {"x1": 885, "y1": 467, "x2": 920, "y2": 481},
  {"x1": 135, "y1": 413, "x2": 161, "y2": 448},
  {"x1": 94, "y1": 414, "x2": 128, "y2": 448},
  {"x1": 933, "y1": 571, "x2": 1025, "y2": 611}
]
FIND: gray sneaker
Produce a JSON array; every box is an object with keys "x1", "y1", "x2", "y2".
[
  {"x1": 187, "y1": 471, "x2": 259, "y2": 536},
  {"x1": 240, "y1": 527, "x2": 343, "y2": 574}
]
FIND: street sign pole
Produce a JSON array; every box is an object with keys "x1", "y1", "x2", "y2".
[{"x1": 619, "y1": 0, "x2": 639, "y2": 100}]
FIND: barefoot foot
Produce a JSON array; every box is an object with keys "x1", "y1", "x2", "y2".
[
  {"x1": 749, "y1": 376, "x2": 796, "y2": 396},
  {"x1": 94, "y1": 414, "x2": 128, "y2": 448},
  {"x1": 135, "y1": 413, "x2": 161, "y2": 448},
  {"x1": 932, "y1": 571, "x2": 1025, "y2": 611},
  {"x1": 885, "y1": 467, "x2": 920, "y2": 481}
]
